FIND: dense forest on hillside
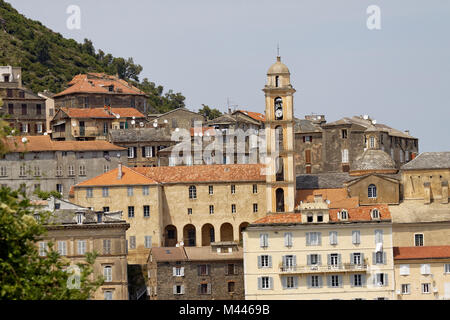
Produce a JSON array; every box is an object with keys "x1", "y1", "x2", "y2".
[{"x1": 0, "y1": 0, "x2": 185, "y2": 113}]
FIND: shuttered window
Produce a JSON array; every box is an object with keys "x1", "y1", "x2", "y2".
[
  {"x1": 305, "y1": 150, "x2": 311, "y2": 164},
  {"x1": 400, "y1": 264, "x2": 410, "y2": 275},
  {"x1": 103, "y1": 266, "x2": 112, "y2": 282},
  {"x1": 103, "y1": 239, "x2": 111, "y2": 254},
  {"x1": 57, "y1": 241, "x2": 67, "y2": 256},
  {"x1": 260, "y1": 233, "x2": 269, "y2": 248},
  {"x1": 77, "y1": 240, "x2": 86, "y2": 255},
  {"x1": 284, "y1": 232, "x2": 293, "y2": 247},
  {"x1": 352, "y1": 230, "x2": 361, "y2": 245}
]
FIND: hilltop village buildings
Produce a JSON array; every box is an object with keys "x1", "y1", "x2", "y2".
[{"x1": 1, "y1": 60, "x2": 449, "y2": 300}]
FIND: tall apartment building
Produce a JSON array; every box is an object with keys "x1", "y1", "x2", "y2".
[
  {"x1": 0, "y1": 66, "x2": 47, "y2": 135},
  {"x1": 0, "y1": 135, "x2": 127, "y2": 198},
  {"x1": 243, "y1": 198, "x2": 395, "y2": 300}
]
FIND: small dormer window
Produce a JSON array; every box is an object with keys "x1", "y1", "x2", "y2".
[
  {"x1": 307, "y1": 213, "x2": 313, "y2": 223},
  {"x1": 339, "y1": 210, "x2": 348, "y2": 220},
  {"x1": 369, "y1": 136, "x2": 375, "y2": 149},
  {"x1": 317, "y1": 214, "x2": 323, "y2": 222},
  {"x1": 76, "y1": 213, "x2": 83, "y2": 224},
  {"x1": 371, "y1": 209, "x2": 380, "y2": 220}
]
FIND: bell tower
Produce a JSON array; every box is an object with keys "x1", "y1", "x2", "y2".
[{"x1": 263, "y1": 56, "x2": 296, "y2": 214}]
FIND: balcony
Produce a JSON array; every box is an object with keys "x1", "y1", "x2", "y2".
[{"x1": 279, "y1": 263, "x2": 368, "y2": 274}]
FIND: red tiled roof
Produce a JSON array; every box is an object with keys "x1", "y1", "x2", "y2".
[
  {"x1": 252, "y1": 204, "x2": 391, "y2": 225},
  {"x1": 394, "y1": 246, "x2": 450, "y2": 260},
  {"x1": 110, "y1": 108, "x2": 145, "y2": 118},
  {"x1": 190, "y1": 127, "x2": 217, "y2": 137},
  {"x1": 76, "y1": 166, "x2": 157, "y2": 187},
  {"x1": 134, "y1": 164, "x2": 266, "y2": 183},
  {"x1": 54, "y1": 73, "x2": 146, "y2": 97},
  {"x1": 60, "y1": 107, "x2": 114, "y2": 119},
  {"x1": 237, "y1": 110, "x2": 266, "y2": 122},
  {"x1": 3, "y1": 135, "x2": 125, "y2": 152}
]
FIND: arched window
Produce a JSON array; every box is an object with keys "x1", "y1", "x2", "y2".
[
  {"x1": 189, "y1": 186, "x2": 197, "y2": 199},
  {"x1": 368, "y1": 184, "x2": 377, "y2": 199},
  {"x1": 371, "y1": 209, "x2": 380, "y2": 220},
  {"x1": 275, "y1": 76, "x2": 279, "y2": 87},
  {"x1": 274, "y1": 97, "x2": 283, "y2": 120},
  {"x1": 339, "y1": 210, "x2": 348, "y2": 220},
  {"x1": 276, "y1": 188, "x2": 285, "y2": 212},
  {"x1": 276, "y1": 157, "x2": 284, "y2": 181}
]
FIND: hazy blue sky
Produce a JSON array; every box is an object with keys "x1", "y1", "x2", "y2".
[{"x1": 7, "y1": 0, "x2": 450, "y2": 152}]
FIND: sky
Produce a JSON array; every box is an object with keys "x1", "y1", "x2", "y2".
[{"x1": 6, "y1": 0, "x2": 450, "y2": 152}]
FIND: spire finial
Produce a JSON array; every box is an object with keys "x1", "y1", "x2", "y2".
[{"x1": 277, "y1": 42, "x2": 280, "y2": 57}]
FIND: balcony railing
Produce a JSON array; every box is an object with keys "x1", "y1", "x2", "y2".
[{"x1": 279, "y1": 263, "x2": 368, "y2": 274}]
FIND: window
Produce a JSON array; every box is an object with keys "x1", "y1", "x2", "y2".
[
  {"x1": 8, "y1": 104, "x2": 13, "y2": 114},
  {"x1": 368, "y1": 184, "x2": 377, "y2": 198},
  {"x1": 253, "y1": 184, "x2": 258, "y2": 194},
  {"x1": 445, "y1": 264, "x2": 450, "y2": 274},
  {"x1": 329, "y1": 254, "x2": 340, "y2": 266},
  {"x1": 352, "y1": 253, "x2": 362, "y2": 265},
  {"x1": 317, "y1": 214, "x2": 323, "y2": 222},
  {"x1": 104, "y1": 290, "x2": 113, "y2": 300},
  {"x1": 329, "y1": 275, "x2": 341, "y2": 288},
  {"x1": 259, "y1": 277, "x2": 272, "y2": 290},
  {"x1": 0, "y1": 166, "x2": 7, "y2": 177},
  {"x1": 283, "y1": 276, "x2": 297, "y2": 289},
  {"x1": 173, "y1": 267, "x2": 184, "y2": 277},
  {"x1": 415, "y1": 234, "x2": 424, "y2": 247},
  {"x1": 342, "y1": 129, "x2": 348, "y2": 139},
  {"x1": 209, "y1": 205, "x2": 214, "y2": 215},
  {"x1": 79, "y1": 165, "x2": 86, "y2": 176},
  {"x1": 97, "y1": 213, "x2": 103, "y2": 223},
  {"x1": 227, "y1": 264, "x2": 237, "y2": 275},
  {"x1": 339, "y1": 210, "x2": 348, "y2": 220},
  {"x1": 173, "y1": 285, "x2": 184, "y2": 295},
  {"x1": 369, "y1": 136, "x2": 375, "y2": 148},
  {"x1": 171, "y1": 119, "x2": 177, "y2": 128},
  {"x1": 145, "y1": 236, "x2": 152, "y2": 249},
  {"x1": 128, "y1": 206, "x2": 135, "y2": 218},
  {"x1": 260, "y1": 233, "x2": 269, "y2": 248},
  {"x1": 77, "y1": 240, "x2": 86, "y2": 255},
  {"x1": 76, "y1": 213, "x2": 83, "y2": 224},
  {"x1": 199, "y1": 283, "x2": 211, "y2": 295},
  {"x1": 144, "y1": 146, "x2": 153, "y2": 158},
  {"x1": 258, "y1": 255, "x2": 271, "y2": 268},
  {"x1": 283, "y1": 255, "x2": 296, "y2": 270},
  {"x1": 374, "y1": 273, "x2": 388, "y2": 286},
  {"x1": 309, "y1": 275, "x2": 321, "y2": 288},
  {"x1": 231, "y1": 185, "x2": 236, "y2": 194},
  {"x1": 374, "y1": 251, "x2": 386, "y2": 264},
  {"x1": 68, "y1": 165, "x2": 75, "y2": 176},
  {"x1": 209, "y1": 185, "x2": 213, "y2": 195},
  {"x1": 102, "y1": 187, "x2": 109, "y2": 197},
  {"x1": 422, "y1": 283, "x2": 430, "y2": 294},
  {"x1": 401, "y1": 284, "x2": 410, "y2": 294},
  {"x1": 306, "y1": 232, "x2": 321, "y2": 246},
  {"x1": 103, "y1": 207, "x2": 110, "y2": 213},
  {"x1": 341, "y1": 149, "x2": 349, "y2": 163},
  {"x1": 57, "y1": 241, "x2": 67, "y2": 256},
  {"x1": 39, "y1": 242, "x2": 47, "y2": 256},
  {"x1": 103, "y1": 239, "x2": 111, "y2": 254},
  {"x1": 103, "y1": 266, "x2": 112, "y2": 282},
  {"x1": 352, "y1": 231, "x2": 361, "y2": 245},
  {"x1": 103, "y1": 164, "x2": 109, "y2": 173},
  {"x1": 421, "y1": 264, "x2": 431, "y2": 275},
  {"x1": 231, "y1": 204, "x2": 236, "y2": 214},
  {"x1": 187, "y1": 208, "x2": 192, "y2": 215},
  {"x1": 304, "y1": 135, "x2": 312, "y2": 142},
  {"x1": 253, "y1": 203, "x2": 258, "y2": 213},
  {"x1": 56, "y1": 184, "x2": 63, "y2": 195},
  {"x1": 86, "y1": 188, "x2": 93, "y2": 198},
  {"x1": 189, "y1": 186, "x2": 197, "y2": 199},
  {"x1": 21, "y1": 104, "x2": 27, "y2": 115},
  {"x1": 228, "y1": 281, "x2": 235, "y2": 293},
  {"x1": 142, "y1": 186, "x2": 149, "y2": 196},
  {"x1": 352, "y1": 274, "x2": 363, "y2": 287},
  {"x1": 19, "y1": 164, "x2": 27, "y2": 177},
  {"x1": 307, "y1": 214, "x2": 313, "y2": 223},
  {"x1": 400, "y1": 264, "x2": 410, "y2": 276},
  {"x1": 308, "y1": 254, "x2": 320, "y2": 266},
  {"x1": 127, "y1": 187, "x2": 134, "y2": 197},
  {"x1": 198, "y1": 264, "x2": 209, "y2": 276},
  {"x1": 375, "y1": 229, "x2": 383, "y2": 244},
  {"x1": 127, "y1": 147, "x2": 135, "y2": 159},
  {"x1": 129, "y1": 236, "x2": 136, "y2": 249},
  {"x1": 143, "y1": 205, "x2": 150, "y2": 218},
  {"x1": 329, "y1": 231, "x2": 338, "y2": 245},
  {"x1": 371, "y1": 209, "x2": 380, "y2": 219},
  {"x1": 36, "y1": 123, "x2": 43, "y2": 133},
  {"x1": 284, "y1": 232, "x2": 293, "y2": 247}
]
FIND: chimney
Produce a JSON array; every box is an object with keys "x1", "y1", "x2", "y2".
[
  {"x1": 405, "y1": 130, "x2": 410, "y2": 136},
  {"x1": 117, "y1": 162, "x2": 123, "y2": 180}
]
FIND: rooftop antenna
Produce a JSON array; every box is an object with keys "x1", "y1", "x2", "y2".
[{"x1": 277, "y1": 42, "x2": 280, "y2": 57}]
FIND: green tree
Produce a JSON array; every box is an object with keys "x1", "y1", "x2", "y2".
[
  {"x1": 198, "y1": 104, "x2": 222, "y2": 120},
  {"x1": 34, "y1": 37, "x2": 50, "y2": 63}
]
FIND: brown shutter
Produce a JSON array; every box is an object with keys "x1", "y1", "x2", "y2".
[{"x1": 305, "y1": 150, "x2": 311, "y2": 164}]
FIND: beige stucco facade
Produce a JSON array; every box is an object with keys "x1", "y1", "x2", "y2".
[{"x1": 243, "y1": 221, "x2": 395, "y2": 300}]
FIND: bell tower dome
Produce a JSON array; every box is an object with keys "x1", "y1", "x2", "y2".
[{"x1": 263, "y1": 56, "x2": 296, "y2": 214}]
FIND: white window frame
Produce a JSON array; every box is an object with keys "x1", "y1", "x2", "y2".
[
  {"x1": 341, "y1": 149, "x2": 349, "y2": 163},
  {"x1": 400, "y1": 264, "x2": 410, "y2": 276},
  {"x1": 57, "y1": 241, "x2": 67, "y2": 256},
  {"x1": 77, "y1": 240, "x2": 87, "y2": 255},
  {"x1": 422, "y1": 283, "x2": 431, "y2": 294},
  {"x1": 444, "y1": 264, "x2": 450, "y2": 274},
  {"x1": 414, "y1": 233, "x2": 424, "y2": 247},
  {"x1": 401, "y1": 284, "x2": 410, "y2": 295},
  {"x1": 420, "y1": 264, "x2": 431, "y2": 275},
  {"x1": 103, "y1": 266, "x2": 112, "y2": 282},
  {"x1": 329, "y1": 231, "x2": 338, "y2": 245}
]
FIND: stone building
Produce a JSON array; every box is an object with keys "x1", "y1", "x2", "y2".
[
  {"x1": 149, "y1": 108, "x2": 205, "y2": 134},
  {"x1": 71, "y1": 163, "x2": 267, "y2": 265},
  {"x1": 0, "y1": 66, "x2": 47, "y2": 135},
  {"x1": 51, "y1": 106, "x2": 146, "y2": 141},
  {"x1": 243, "y1": 197, "x2": 395, "y2": 300},
  {"x1": 37, "y1": 90, "x2": 56, "y2": 135},
  {"x1": 108, "y1": 128, "x2": 175, "y2": 167},
  {"x1": 147, "y1": 242, "x2": 244, "y2": 300},
  {"x1": 53, "y1": 73, "x2": 149, "y2": 113},
  {"x1": 34, "y1": 197, "x2": 130, "y2": 300},
  {"x1": 393, "y1": 246, "x2": 450, "y2": 300},
  {"x1": 294, "y1": 115, "x2": 419, "y2": 174},
  {"x1": 0, "y1": 135, "x2": 127, "y2": 198}
]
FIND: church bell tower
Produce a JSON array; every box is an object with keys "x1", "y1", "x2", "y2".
[{"x1": 263, "y1": 56, "x2": 296, "y2": 214}]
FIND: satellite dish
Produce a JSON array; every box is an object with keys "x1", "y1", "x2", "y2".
[
  {"x1": 21, "y1": 137, "x2": 28, "y2": 143},
  {"x1": 131, "y1": 120, "x2": 136, "y2": 125},
  {"x1": 139, "y1": 122, "x2": 144, "y2": 127},
  {"x1": 116, "y1": 114, "x2": 120, "y2": 119},
  {"x1": 153, "y1": 123, "x2": 157, "y2": 127},
  {"x1": 175, "y1": 128, "x2": 179, "y2": 132},
  {"x1": 132, "y1": 116, "x2": 135, "y2": 120},
  {"x1": 164, "y1": 119, "x2": 168, "y2": 124},
  {"x1": 372, "y1": 120, "x2": 377, "y2": 125},
  {"x1": 72, "y1": 122, "x2": 77, "y2": 127},
  {"x1": 44, "y1": 132, "x2": 48, "y2": 136},
  {"x1": 363, "y1": 115, "x2": 369, "y2": 120}
]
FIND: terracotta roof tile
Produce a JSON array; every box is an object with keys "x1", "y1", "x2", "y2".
[
  {"x1": 60, "y1": 107, "x2": 114, "y2": 119},
  {"x1": 150, "y1": 247, "x2": 188, "y2": 262},
  {"x1": 54, "y1": 73, "x2": 147, "y2": 97},
  {"x1": 3, "y1": 135, "x2": 125, "y2": 152},
  {"x1": 237, "y1": 110, "x2": 266, "y2": 122},
  {"x1": 75, "y1": 166, "x2": 157, "y2": 187},
  {"x1": 252, "y1": 204, "x2": 391, "y2": 225},
  {"x1": 134, "y1": 164, "x2": 266, "y2": 184},
  {"x1": 394, "y1": 246, "x2": 450, "y2": 260},
  {"x1": 110, "y1": 108, "x2": 145, "y2": 118}
]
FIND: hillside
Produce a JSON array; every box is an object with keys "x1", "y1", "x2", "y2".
[{"x1": 0, "y1": 0, "x2": 185, "y2": 113}]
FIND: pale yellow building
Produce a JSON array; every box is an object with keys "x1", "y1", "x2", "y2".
[
  {"x1": 72, "y1": 163, "x2": 267, "y2": 264},
  {"x1": 394, "y1": 246, "x2": 450, "y2": 300},
  {"x1": 243, "y1": 198, "x2": 395, "y2": 300}
]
